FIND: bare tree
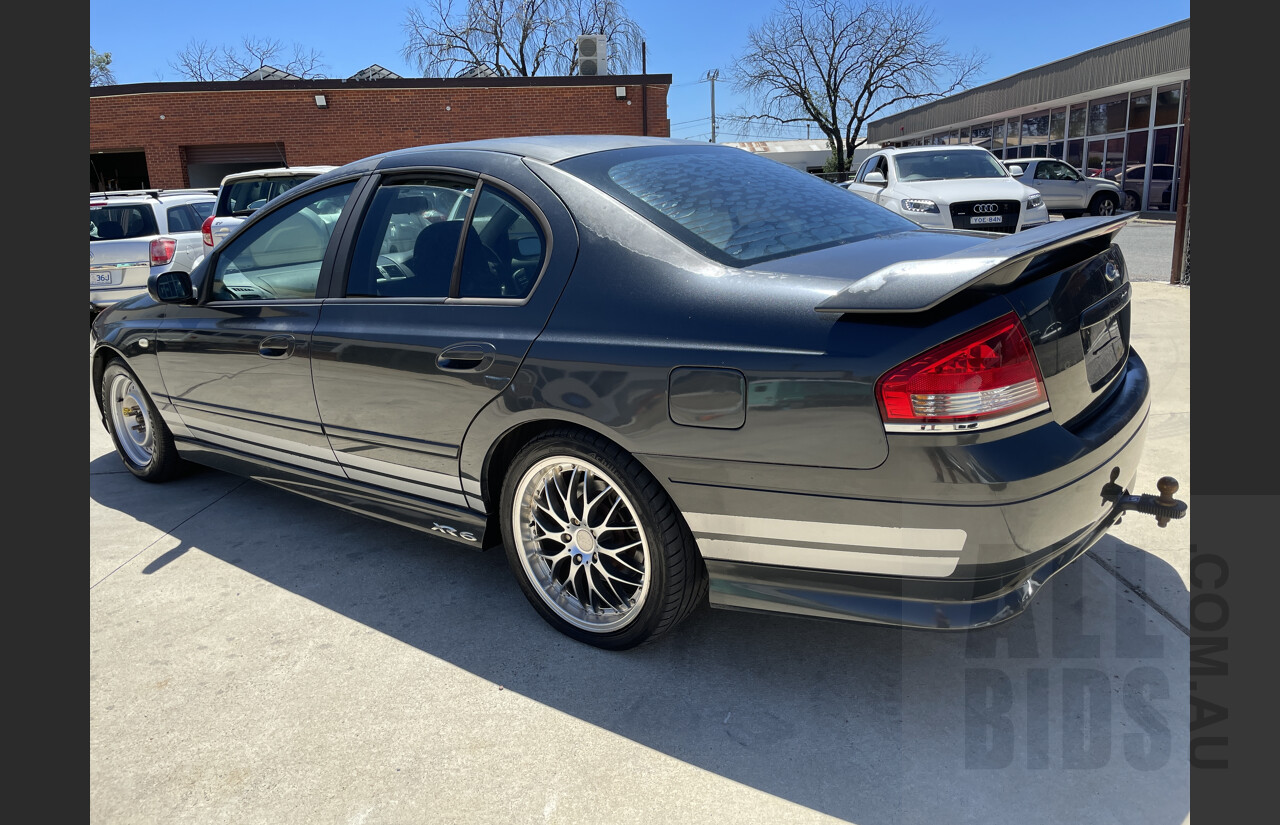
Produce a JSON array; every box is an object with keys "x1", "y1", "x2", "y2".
[
  {"x1": 90, "y1": 47, "x2": 116, "y2": 86},
  {"x1": 169, "y1": 36, "x2": 329, "y2": 81},
  {"x1": 402, "y1": 0, "x2": 645, "y2": 77},
  {"x1": 729, "y1": 0, "x2": 985, "y2": 177}
]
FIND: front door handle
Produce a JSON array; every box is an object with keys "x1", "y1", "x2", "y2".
[
  {"x1": 437, "y1": 341, "x2": 496, "y2": 372},
  {"x1": 258, "y1": 334, "x2": 296, "y2": 358}
]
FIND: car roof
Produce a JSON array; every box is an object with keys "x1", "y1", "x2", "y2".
[
  {"x1": 366, "y1": 135, "x2": 708, "y2": 167},
  {"x1": 879, "y1": 145, "x2": 993, "y2": 155},
  {"x1": 218, "y1": 165, "x2": 338, "y2": 185},
  {"x1": 90, "y1": 189, "x2": 216, "y2": 205}
]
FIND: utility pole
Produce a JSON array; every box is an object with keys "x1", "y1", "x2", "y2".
[{"x1": 706, "y1": 69, "x2": 719, "y2": 143}]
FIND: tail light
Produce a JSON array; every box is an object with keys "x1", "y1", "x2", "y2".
[
  {"x1": 201, "y1": 215, "x2": 215, "y2": 248},
  {"x1": 149, "y1": 237, "x2": 177, "y2": 266},
  {"x1": 876, "y1": 312, "x2": 1048, "y2": 431}
]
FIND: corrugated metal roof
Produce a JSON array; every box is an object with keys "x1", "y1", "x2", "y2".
[{"x1": 868, "y1": 18, "x2": 1190, "y2": 142}]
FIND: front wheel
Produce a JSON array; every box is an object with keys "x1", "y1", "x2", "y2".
[
  {"x1": 1122, "y1": 190, "x2": 1140, "y2": 212},
  {"x1": 500, "y1": 428, "x2": 707, "y2": 649},
  {"x1": 1089, "y1": 193, "x2": 1119, "y2": 216},
  {"x1": 100, "y1": 358, "x2": 184, "y2": 482}
]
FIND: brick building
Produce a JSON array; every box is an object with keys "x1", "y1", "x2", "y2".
[{"x1": 90, "y1": 74, "x2": 672, "y2": 191}]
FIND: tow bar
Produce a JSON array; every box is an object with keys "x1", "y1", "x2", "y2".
[{"x1": 1101, "y1": 470, "x2": 1188, "y2": 527}]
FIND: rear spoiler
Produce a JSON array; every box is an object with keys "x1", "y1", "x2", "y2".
[{"x1": 815, "y1": 214, "x2": 1136, "y2": 314}]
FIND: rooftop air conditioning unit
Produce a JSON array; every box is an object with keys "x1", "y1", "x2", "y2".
[{"x1": 575, "y1": 35, "x2": 608, "y2": 76}]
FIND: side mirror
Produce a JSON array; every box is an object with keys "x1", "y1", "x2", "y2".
[
  {"x1": 864, "y1": 171, "x2": 886, "y2": 185},
  {"x1": 1007, "y1": 165, "x2": 1024, "y2": 176},
  {"x1": 148, "y1": 270, "x2": 195, "y2": 304}
]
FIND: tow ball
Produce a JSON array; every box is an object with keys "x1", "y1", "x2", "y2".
[{"x1": 1101, "y1": 470, "x2": 1188, "y2": 527}]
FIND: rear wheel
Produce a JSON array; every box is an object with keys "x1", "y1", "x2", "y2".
[
  {"x1": 1122, "y1": 190, "x2": 1140, "y2": 212},
  {"x1": 1089, "y1": 193, "x2": 1119, "y2": 216},
  {"x1": 500, "y1": 428, "x2": 707, "y2": 649},
  {"x1": 100, "y1": 358, "x2": 184, "y2": 482}
]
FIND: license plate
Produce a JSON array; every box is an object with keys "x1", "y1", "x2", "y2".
[
  {"x1": 970, "y1": 215, "x2": 1003, "y2": 225},
  {"x1": 91, "y1": 271, "x2": 112, "y2": 284}
]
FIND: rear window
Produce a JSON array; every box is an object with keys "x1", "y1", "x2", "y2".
[
  {"x1": 90, "y1": 204, "x2": 158, "y2": 241},
  {"x1": 557, "y1": 145, "x2": 914, "y2": 266},
  {"x1": 219, "y1": 174, "x2": 318, "y2": 217}
]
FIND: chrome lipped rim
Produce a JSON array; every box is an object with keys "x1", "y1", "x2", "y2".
[
  {"x1": 107, "y1": 373, "x2": 154, "y2": 467},
  {"x1": 513, "y1": 457, "x2": 651, "y2": 632}
]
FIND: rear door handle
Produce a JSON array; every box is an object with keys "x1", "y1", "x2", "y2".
[
  {"x1": 437, "y1": 341, "x2": 496, "y2": 372},
  {"x1": 258, "y1": 334, "x2": 296, "y2": 358}
]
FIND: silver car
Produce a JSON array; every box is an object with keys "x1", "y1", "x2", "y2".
[{"x1": 90, "y1": 189, "x2": 216, "y2": 320}]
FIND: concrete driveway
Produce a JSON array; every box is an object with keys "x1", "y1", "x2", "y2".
[{"x1": 91, "y1": 281, "x2": 1190, "y2": 823}]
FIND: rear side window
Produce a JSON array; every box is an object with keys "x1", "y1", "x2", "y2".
[
  {"x1": 90, "y1": 205, "x2": 158, "y2": 241},
  {"x1": 219, "y1": 174, "x2": 317, "y2": 217},
  {"x1": 559, "y1": 146, "x2": 912, "y2": 266},
  {"x1": 165, "y1": 204, "x2": 209, "y2": 233}
]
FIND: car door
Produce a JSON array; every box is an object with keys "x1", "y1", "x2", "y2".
[
  {"x1": 153, "y1": 179, "x2": 361, "y2": 478},
  {"x1": 1031, "y1": 160, "x2": 1082, "y2": 210},
  {"x1": 309, "y1": 156, "x2": 576, "y2": 513}
]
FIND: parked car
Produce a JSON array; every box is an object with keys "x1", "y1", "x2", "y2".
[
  {"x1": 90, "y1": 135, "x2": 1183, "y2": 650},
  {"x1": 1003, "y1": 157, "x2": 1124, "y2": 216},
  {"x1": 90, "y1": 188, "x2": 216, "y2": 320},
  {"x1": 1112, "y1": 163, "x2": 1176, "y2": 212},
  {"x1": 843, "y1": 146, "x2": 1048, "y2": 232},
  {"x1": 202, "y1": 166, "x2": 337, "y2": 253}
]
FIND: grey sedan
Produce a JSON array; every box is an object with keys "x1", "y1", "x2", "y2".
[{"x1": 90, "y1": 136, "x2": 1184, "y2": 649}]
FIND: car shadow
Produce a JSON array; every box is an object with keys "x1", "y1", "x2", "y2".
[{"x1": 91, "y1": 465, "x2": 1190, "y2": 824}]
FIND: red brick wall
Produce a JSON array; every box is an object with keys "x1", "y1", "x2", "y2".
[{"x1": 90, "y1": 82, "x2": 671, "y2": 189}]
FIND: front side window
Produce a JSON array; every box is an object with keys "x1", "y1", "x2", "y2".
[
  {"x1": 893, "y1": 150, "x2": 1008, "y2": 182},
  {"x1": 559, "y1": 145, "x2": 913, "y2": 267},
  {"x1": 210, "y1": 181, "x2": 355, "y2": 301}
]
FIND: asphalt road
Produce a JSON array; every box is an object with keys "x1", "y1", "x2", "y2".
[
  {"x1": 1056, "y1": 214, "x2": 1177, "y2": 282},
  {"x1": 90, "y1": 280, "x2": 1190, "y2": 824}
]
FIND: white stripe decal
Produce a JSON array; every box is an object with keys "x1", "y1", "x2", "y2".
[
  {"x1": 184, "y1": 427, "x2": 344, "y2": 477},
  {"x1": 697, "y1": 539, "x2": 960, "y2": 577},
  {"x1": 341, "y1": 467, "x2": 470, "y2": 507},
  {"x1": 684, "y1": 513, "x2": 966, "y2": 553},
  {"x1": 334, "y1": 450, "x2": 462, "y2": 492},
  {"x1": 177, "y1": 410, "x2": 333, "y2": 457}
]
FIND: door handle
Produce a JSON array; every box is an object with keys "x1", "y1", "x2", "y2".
[
  {"x1": 258, "y1": 334, "x2": 296, "y2": 358},
  {"x1": 437, "y1": 341, "x2": 496, "y2": 372}
]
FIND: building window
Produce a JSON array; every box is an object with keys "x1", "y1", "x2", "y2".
[
  {"x1": 1154, "y1": 83, "x2": 1182, "y2": 127},
  {"x1": 1067, "y1": 139, "x2": 1084, "y2": 171},
  {"x1": 970, "y1": 122, "x2": 992, "y2": 150},
  {"x1": 1088, "y1": 93, "x2": 1128, "y2": 135},
  {"x1": 1129, "y1": 92, "x2": 1153, "y2": 131},
  {"x1": 1021, "y1": 110, "x2": 1049, "y2": 154},
  {"x1": 1049, "y1": 109, "x2": 1066, "y2": 141},
  {"x1": 1068, "y1": 105, "x2": 1087, "y2": 139}
]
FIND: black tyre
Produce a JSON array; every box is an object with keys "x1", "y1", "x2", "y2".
[
  {"x1": 1089, "y1": 193, "x2": 1119, "y2": 216},
  {"x1": 100, "y1": 358, "x2": 184, "y2": 482},
  {"x1": 500, "y1": 427, "x2": 707, "y2": 650},
  {"x1": 1122, "y1": 190, "x2": 1140, "y2": 212}
]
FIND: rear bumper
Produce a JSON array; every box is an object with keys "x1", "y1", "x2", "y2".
[{"x1": 640, "y1": 351, "x2": 1152, "y2": 629}]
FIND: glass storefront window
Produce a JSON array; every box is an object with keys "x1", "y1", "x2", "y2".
[
  {"x1": 1067, "y1": 139, "x2": 1084, "y2": 170},
  {"x1": 1129, "y1": 91, "x2": 1152, "y2": 131},
  {"x1": 991, "y1": 120, "x2": 1007, "y2": 155},
  {"x1": 970, "y1": 122, "x2": 992, "y2": 150},
  {"x1": 1005, "y1": 116, "x2": 1020, "y2": 149},
  {"x1": 1155, "y1": 83, "x2": 1182, "y2": 127},
  {"x1": 1021, "y1": 111, "x2": 1049, "y2": 154},
  {"x1": 1122, "y1": 130, "x2": 1149, "y2": 211},
  {"x1": 1088, "y1": 93, "x2": 1128, "y2": 135},
  {"x1": 1049, "y1": 109, "x2": 1066, "y2": 141},
  {"x1": 960, "y1": 126, "x2": 970, "y2": 143},
  {"x1": 1085, "y1": 139, "x2": 1105, "y2": 176},
  {"x1": 1068, "y1": 106, "x2": 1087, "y2": 138},
  {"x1": 949, "y1": 129, "x2": 960, "y2": 145},
  {"x1": 1048, "y1": 141, "x2": 1064, "y2": 160},
  {"x1": 1150, "y1": 126, "x2": 1181, "y2": 210}
]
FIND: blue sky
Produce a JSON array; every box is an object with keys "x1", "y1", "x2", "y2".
[{"x1": 90, "y1": 0, "x2": 1190, "y2": 143}]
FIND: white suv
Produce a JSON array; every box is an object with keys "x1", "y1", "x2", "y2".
[
  {"x1": 843, "y1": 146, "x2": 1048, "y2": 233},
  {"x1": 202, "y1": 166, "x2": 337, "y2": 253},
  {"x1": 90, "y1": 189, "x2": 216, "y2": 319}
]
